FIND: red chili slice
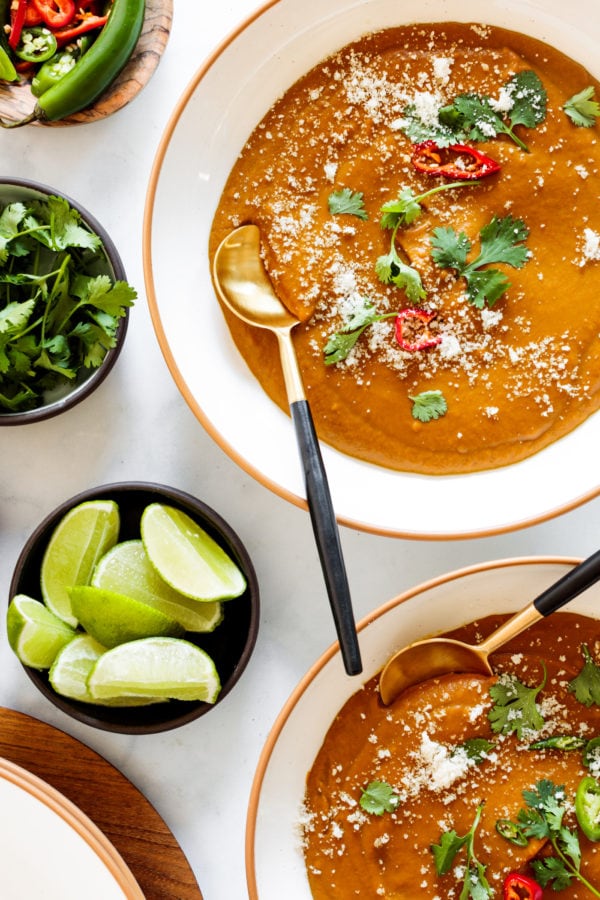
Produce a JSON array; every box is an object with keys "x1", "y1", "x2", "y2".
[
  {"x1": 395, "y1": 308, "x2": 441, "y2": 352},
  {"x1": 502, "y1": 872, "x2": 543, "y2": 900},
  {"x1": 411, "y1": 141, "x2": 501, "y2": 180},
  {"x1": 31, "y1": 0, "x2": 76, "y2": 29}
]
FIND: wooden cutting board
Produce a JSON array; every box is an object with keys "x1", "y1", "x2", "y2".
[{"x1": 0, "y1": 707, "x2": 201, "y2": 899}]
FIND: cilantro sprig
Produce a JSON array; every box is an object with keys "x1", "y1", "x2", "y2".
[
  {"x1": 430, "y1": 214, "x2": 530, "y2": 308},
  {"x1": 323, "y1": 298, "x2": 396, "y2": 365},
  {"x1": 497, "y1": 780, "x2": 600, "y2": 896},
  {"x1": 488, "y1": 666, "x2": 546, "y2": 738},
  {"x1": 328, "y1": 188, "x2": 368, "y2": 220},
  {"x1": 400, "y1": 70, "x2": 547, "y2": 152},
  {"x1": 564, "y1": 86, "x2": 600, "y2": 128},
  {"x1": 0, "y1": 196, "x2": 136, "y2": 412},
  {"x1": 376, "y1": 181, "x2": 474, "y2": 303},
  {"x1": 431, "y1": 804, "x2": 493, "y2": 899},
  {"x1": 568, "y1": 643, "x2": 600, "y2": 707}
]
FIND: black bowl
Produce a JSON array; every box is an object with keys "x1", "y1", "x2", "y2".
[
  {"x1": 0, "y1": 177, "x2": 129, "y2": 425},
  {"x1": 9, "y1": 482, "x2": 260, "y2": 734}
]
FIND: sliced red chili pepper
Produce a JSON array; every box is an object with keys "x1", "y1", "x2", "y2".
[
  {"x1": 53, "y1": 12, "x2": 108, "y2": 44},
  {"x1": 502, "y1": 872, "x2": 543, "y2": 900},
  {"x1": 31, "y1": 0, "x2": 76, "y2": 29},
  {"x1": 395, "y1": 308, "x2": 441, "y2": 352},
  {"x1": 8, "y1": 0, "x2": 28, "y2": 49},
  {"x1": 411, "y1": 141, "x2": 501, "y2": 180},
  {"x1": 23, "y1": 2, "x2": 43, "y2": 25}
]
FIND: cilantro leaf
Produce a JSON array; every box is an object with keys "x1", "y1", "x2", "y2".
[
  {"x1": 431, "y1": 215, "x2": 529, "y2": 308},
  {"x1": 409, "y1": 389, "x2": 447, "y2": 422},
  {"x1": 328, "y1": 188, "x2": 368, "y2": 220},
  {"x1": 429, "y1": 226, "x2": 471, "y2": 270},
  {"x1": 532, "y1": 855, "x2": 575, "y2": 891},
  {"x1": 431, "y1": 828, "x2": 469, "y2": 874},
  {"x1": 507, "y1": 70, "x2": 548, "y2": 130},
  {"x1": 375, "y1": 247, "x2": 426, "y2": 302},
  {"x1": 380, "y1": 181, "x2": 475, "y2": 231},
  {"x1": 564, "y1": 86, "x2": 600, "y2": 127},
  {"x1": 455, "y1": 738, "x2": 495, "y2": 764},
  {"x1": 568, "y1": 644, "x2": 600, "y2": 707},
  {"x1": 359, "y1": 780, "x2": 400, "y2": 815},
  {"x1": 488, "y1": 667, "x2": 546, "y2": 738}
]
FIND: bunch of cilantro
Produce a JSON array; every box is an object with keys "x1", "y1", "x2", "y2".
[{"x1": 0, "y1": 195, "x2": 136, "y2": 413}]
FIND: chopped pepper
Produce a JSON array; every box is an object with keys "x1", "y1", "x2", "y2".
[
  {"x1": 411, "y1": 141, "x2": 501, "y2": 180},
  {"x1": 395, "y1": 307, "x2": 441, "y2": 352},
  {"x1": 52, "y1": 11, "x2": 107, "y2": 44},
  {"x1": 13, "y1": 24, "x2": 57, "y2": 61},
  {"x1": 31, "y1": 0, "x2": 75, "y2": 28},
  {"x1": 575, "y1": 775, "x2": 600, "y2": 841},
  {"x1": 502, "y1": 872, "x2": 543, "y2": 900}
]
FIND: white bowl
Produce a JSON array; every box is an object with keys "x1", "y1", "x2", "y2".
[
  {"x1": 144, "y1": 0, "x2": 600, "y2": 538},
  {"x1": 245, "y1": 555, "x2": 599, "y2": 898}
]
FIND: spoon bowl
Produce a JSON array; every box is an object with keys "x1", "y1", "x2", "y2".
[
  {"x1": 379, "y1": 547, "x2": 600, "y2": 704},
  {"x1": 212, "y1": 225, "x2": 362, "y2": 676}
]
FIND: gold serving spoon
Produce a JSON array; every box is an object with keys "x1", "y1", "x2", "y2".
[
  {"x1": 212, "y1": 224, "x2": 362, "y2": 676},
  {"x1": 379, "y1": 549, "x2": 600, "y2": 705}
]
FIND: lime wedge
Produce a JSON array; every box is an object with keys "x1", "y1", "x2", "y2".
[
  {"x1": 140, "y1": 503, "x2": 246, "y2": 601},
  {"x1": 69, "y1": 584, "x2": 184, "y2": 649},
  {"x1": 91, "y1": 540, "x2": 223, "y2": 632},
  {"x1": 7, "y1": 594, "x2": 76, "y2": 669},
  {"x1": 49, "y1": 634, "x2": 106, "y2": 702},
  {"x1": 49, "y1": 634, "x2": 164, "y2": 706},
  {"x1": 88, "y1": 636, "x2": 221, "y2": 703},
  {"x1": 41, "y1": 499, "x2": 120, "y2": 627}
]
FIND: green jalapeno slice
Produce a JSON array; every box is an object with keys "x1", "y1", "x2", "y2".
[
  {"x1": 575, "y1": 775, "x2": 600, "y2": 841},
  {"x1": 14, "y1": 25, "x2": 58, "y2": 62}
]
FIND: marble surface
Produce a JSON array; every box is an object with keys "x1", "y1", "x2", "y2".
[{"x1": 1, "y1": 2, "x2": 600, "y2": 898}]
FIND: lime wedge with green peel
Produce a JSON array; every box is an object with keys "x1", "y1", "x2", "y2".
[
  {"x1": 7, "y1": 594, "x2": 76, "y2": 669},
  {"x1": 141, "y1": 503, "x2": 246, "y2": 601},
  {"x1": 49, "y1": 634, "x2": 164, "y2": 706},
  {"x1": 69, "y1": 585, "x2": 184, "y2": 649},
  {"x1": 41, "y1": 499, "x2": 120, "y2": 627},
  {"x1": 91, "y1": 540, "x2": 223, "y2": 632},
  {"x1": 88, "y1": 637, "x2": 221, "y2": 702}
]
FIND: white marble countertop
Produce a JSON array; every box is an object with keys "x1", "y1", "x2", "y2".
[{"x1": 2, "y1": 2, "x2": 600, "y2": 898}]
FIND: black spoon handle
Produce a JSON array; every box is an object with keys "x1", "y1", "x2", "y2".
[
  {"x1": 534, "y1": 547, "x2": 600, "y2": 616},
  {"x1": 291, "y1": 400, "x2": 362, "y2": 676}
]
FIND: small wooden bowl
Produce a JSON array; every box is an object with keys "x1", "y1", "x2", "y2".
[
  {"x1": 0, "y1": 0, "x2": 172, "y2": 127},
  {"x1": 9, "y1": 482, "x2": 260, "y2": 734}
]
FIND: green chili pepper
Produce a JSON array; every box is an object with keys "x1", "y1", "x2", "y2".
[
  {"x1": 31, "y1": 49, "x2": 77, "y2": 97},
  {"x1": 584, "y1": 737, "x2": 600, "y2": 769},
  {"x1": 575, "y1": 775, "x2": 600, "y2": 841},
  {"x1": 528, "y1": 735, "x2": 588, "y2": 751},
  {"x1": 495, "y1": 818, "x2": 529, "y2": 846},
  {"x1": 13, "y1": 25, "x2": 57, "y2": 62},
  {"x1": 1, "y1": 0, "x2": 145, "y2": 127}
]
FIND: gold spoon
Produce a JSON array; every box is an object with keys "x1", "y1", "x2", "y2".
[
  {"x1": 212, "y1": 224, "x2": 362, "y2": 676},
  {"x1": 379, "y1": 549, "x2": 600, "y2": 705}
]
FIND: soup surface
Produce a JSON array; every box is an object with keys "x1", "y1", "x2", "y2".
[
  {"x1": 210, "y1": 23, "x2": 600, "y2": 474},
  {"x1": 302, "y1": 612, "x2": 600, "y2": 898}
]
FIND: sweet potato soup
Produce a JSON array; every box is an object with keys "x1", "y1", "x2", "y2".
[
  {"x1": 210, "y1": 23, "x2": 600, "y2": 474},
  {"x1": 302, "y1": 612, "x2": 600, "y2": 898}
]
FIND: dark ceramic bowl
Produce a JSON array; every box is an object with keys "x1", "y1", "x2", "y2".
[
  {"x1": 9, "y1": 482, "x2": 260, "y2": 734},
  {"x1": 0, "y1": 178, "x2": 130, "y2": 425}
]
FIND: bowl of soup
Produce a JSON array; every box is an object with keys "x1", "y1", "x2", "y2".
[
  {"x1": 144, "y1": 0, "x2": 600, "y2": 538},
  {"x1": 246, "y1": 556, "x2": 600, "y2": 898}
]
